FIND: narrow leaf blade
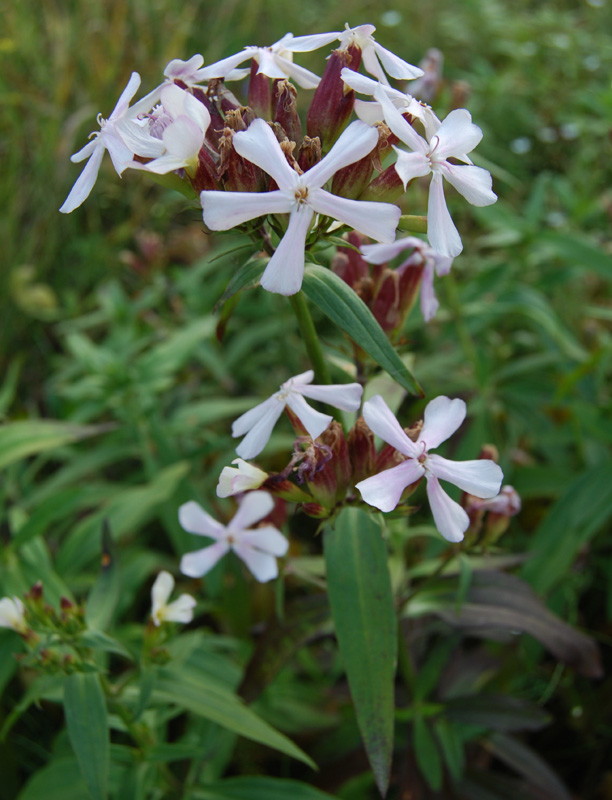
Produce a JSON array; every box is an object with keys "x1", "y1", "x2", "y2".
[{"x1": 64, "y1": 672, "x2": 109, "y2": 800}]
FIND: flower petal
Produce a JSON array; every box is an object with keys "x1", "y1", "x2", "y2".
[
  {"x1": 286, "y1": 392, "x2": 333, "y2": 440},
  {"x1": 297, "y1": 381, "x2": 363, "y2": 412},
  {"x1": 427, "y1": 173, "x2": 463, "y2": 258},
  {"x1": 240, "y1": 525, "x2": 289, "y2": 556},
  {"x1": 434, "y1": 109, "x2": 482, "y2": 160},
  {"x1": 426, "y1": 454, "x2": 503, "y2": 498},
  {"x1": 233, "y1": 118, "x2": 298, "y2": 191},
  {"x1": 260, "y1": 205, "x2": 313, "y2": 295},
  {"x1": 151, "y1": 571, "x2": 174, "y2": 612},
  {"x1": 393, "y1": 148, "x2": 431, "y2": 188},
  {"x1": 361, "y1": 237, "x2": 424, "y2": 265},
  {"x1": 306, "y1": 120, "x2": 379, "y2": 188},
  {"x1": 420, "y1": 261, "x2": 439, "y2": 322},
  {"x1": 232, "y1": 544, "x2": 279, "y2": 582},
  {"x1": 164, "y1": 594, "x2": 197, "y2": 624},
  {"x1": 362, "y1": 395, "x2": 420, "y2": 457},
  {"x1": 180, "y1": 541, "x2": 230, "y2": 577},
  {"x1": 234, "y1": 399, "x2": 286, "y2": 459},
  {"x1": 373, "y1": 42, "x2": 424, "y2": 81},
  {"x1": 276, "y1": 56, "x2": 320, "y2": 89},
  {"x1": 283, "y1": 31, "x2": 342, "y2": 52},
  {"x1": 356, "y1": 459, "x2": 424, "y2": 512},
  {"x1": 110, "y1": 72, "x2": 142, "y2": 118},
  {"x1": 230, "y1": 490, "x2": 275, "y2": 531},
  {"x1": 201, "y1": 189, "x2": 291, "y2": 231},
  {"x1": 164, "y1": 54, "x2": 204, "y2": 81},
  {"x1": 232, "y1": 394, "x2": 283, "y2": 441},
  {"x1": 178, "y1": 501, "x2": 225, "y2": 539},
  {"x1": 425, "y1": 474, "x2": 469, "y2": 542},
  {"x1": 196, "y1": 50, "x2": 252, "y2": 79},
  {"x1": 256, "y1": 48, "x2": 290, "y2": 80},
  {"x1": 70, "y1": 138, "x2": 98, "y2": 163},
  {"x1": 442, "y1": 163, "x2": 497, "y2": 207},
  {"x1": 309, "y1": 189, "x2": 399, "y2": 244},
  {"x1": 376, "y1": 87, "x2": 428, "y2": 153},
  {"x1": 418, "y1": 396, "x2": 466, "y2": 450},
  {"x1": 0, "y1": 596, "x2": 26, "y2": 632},
  {"x1": 216, "y1": 459, "x2": 268, "y2": 498},
  {"x1": 59, "y1": 143, "x2": 105, "y2": 213}
]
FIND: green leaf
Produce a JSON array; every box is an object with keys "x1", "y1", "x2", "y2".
[
  {"x1": 193, "y1": 777, "x2": 336, "y2": 800},
  {"x1": 302, "y1": 265, "x2": 423, "y2": 396},
  {"x1": 434, "y1": 718, "x2": 465, "y2": 782},
  {"x1": 445, "y1": 694, "x2": 550, "y2": 732},
  {"x1": 153, "y1": 669, "x2": 315, "y2": 769},
  {"x1": 485, "y1": 733, "x2": 571, "y2": 800},
  {"x1": 0, "y1": 420, "x2": 112, "y2": 471},
  {"x1": 85, "y1": 522, "x2": 120, "y2": 632},
  {"x1": 214, "y1": 255, "x2": 268, "y2": 311},
  {"x1": 413, "y1": 716, "x2": 443, "y2": 791},
  {"x1": 324, "y1": 507, "x2": 397, "y2": 796},
  {"x1": 17, "y1": 757, "x2": 90, "y2": 800},
  {"x1": 64, "y1": 672, "x2": 109, "y2": 800}
]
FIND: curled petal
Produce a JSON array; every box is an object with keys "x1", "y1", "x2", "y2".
[
  {"x1": 425, "y1": 474, "x2": 469, "y2": 542},
  {"x1": 297, "y1": 381, "x2": 363, "y2": 411},
  {"x1": 362, "y1": 395, "x2": 420, "y2": 457},
  {"x1": 260, "y1": 205, "x2": 314, "y2": 295},
  {"x1": 201, "y1": 189, "x2": 291, "y2": 231},
  {"x1": 427, "y1": 173, "x2": 462, "y2": 258},
  {"x1": 418, "y1": 396, "x2": 466, "y2": 450},
  {"x1": 309, "y1": 189, "x2": 399, "y2": 244},
  {"x1": 178, "y1": 501, "x2": 225, "y2": 539},
  {"x1": 164, "y1": 54, "x2": 204, "y2": 80},
  {"x1": 426, "y1": 454, "x2": 503, "y2": 499},
  {"x1": 180, "y1": 541, "x2": 230, "y2": 577},
  {"x1": 233, "y1": 119, "x2": 297, "y2": 191},
  {"x1": 306, "y1": 120, "x2": 379, "y2": 188},
  {"x1": 230, "y1": 490, "x2": 275, "y2": 531},
  {"x1": 286, "y1": 392, "x2": 333, "y2": 441},
  {"x1": 216, "y1": 459, "x2": 268, "y2": 498},
  {"x1": 356, "y1": 459, "x2": 424, "y2": 512},
  {"x1": 442, "y1": 163, "x2": 497, "y2": 207}
]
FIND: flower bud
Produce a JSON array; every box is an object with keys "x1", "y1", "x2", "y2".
[
  {"x1": 274, "y1": 79, "x2": 302, "y2": 144},
  {"x1": 331, "y1": 123, "x2": 390, "y2": 200},
  {"x1": 248, "y1": 60, "x2": 271, "y2": 119},
  {"x1": 361, "y1": 164, "x2": 405, "y2": 203},
  {"x1": 307, "y1": 46, "x2": 360, "y2": 148},
  {"x1": 217, "y1": 458, "x2": 268, "y2": 498},
  {"x1": 347, "y1": 417, "x2": 376, "y2": 485},
  {"x1": 319, "y1": 421, "x2": 352, "y2": 499},
  {"x1": 192, "y1": 145, "x2": 220, "y2": 193},
  {"x1": 397, "y1": 260, "x2": 426, "y2": 323},
  {"x1": 332, "y1": 232, "x2": 370, "y2": 288},
  {"x1": 217, "y1": 128, "x2": 259, "y2": 192},
  {"x1": 301, "y1": 502, "x2": 329, "y2": 519},
  {"x1": 192, "y1": 85, "x2": 226, "y2": 148},
  {"x1": 297, "y1": 135, "x2": 322, "y2": 173}
]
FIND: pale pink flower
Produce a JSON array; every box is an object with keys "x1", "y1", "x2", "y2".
[
  {"x1": 361, "y1": 236, "x2": 453, "y2": 321},
  {"x1": 201, "y1": 118, "x2": 400, "y2": 295},
  {"x1": 217, "y1": 458, "x2": 268, "y2": 498},
  {"x1": 288, "y1": 25, "x2": 423, "y2": 84},
  {"x1": 231, "y1": 370, "x2": 363, "y2": 460},
  {"x1": 467, "y1": 485, "x2": 521, "y2": 516},
  {"x1": 150, "y1": 571, "x2": 196, "y2": 626},
  {"x1": 179, "y1": 492, "x2": 288, "y2": 583},
  {"x1": 356, "y1": 395, "x2": 503, "y2": 542},
  {"x1": 374, "y1": 86, "x2": 497, "y2": 257}
]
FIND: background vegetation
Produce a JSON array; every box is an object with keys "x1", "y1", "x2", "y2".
[{"x1": 1, "y1": 0, "x2": 611, "y2": 797}]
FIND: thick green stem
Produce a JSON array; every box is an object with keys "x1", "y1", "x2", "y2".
[{"x1": 289, "y1": 291, "x2": 331, "y2": 385}]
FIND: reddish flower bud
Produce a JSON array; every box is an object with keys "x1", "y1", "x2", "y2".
[
  {"x1": 361, "y1": 163, "x2": 405, "y2": 203},
  {"x1": 319, "y1": 421, "x2": 352, "y2": 499},
  {"x1": 348, "y1": 417, "x2": 376, "y2": 485},
  {"x1": 192, "y1": 85, "x2": 226, "y2": 149},
  {"x1": 331, "y1": 123, "x2": 390, "y2": 200},
  {"x1": 248, "y1": 59, "x2": 271, "y2": 118},
  {"x1": 301, "y1": 502, "x2": 329, "y2": 519},
  {"x1": 274, "y1": 79, "x2": 302, "y2": 144},
  {"x1": 307, "y1": 46, "x2": 360, "y2": 148},
  {"x1": 397, "y1": 261, "x2": 425, "y2": 323},
  {"x1": 192, "y1": 145, "x2": 220, "y2": 192},
  {"x1": 371, "y1": 269, "x2": 401, "y2": 332},
  {"x1": 217, "y1": 128, "x2": 259, "y2": 192},
  {"x1": 332, "y1": 232, "x2": 370, "y2": 287},
  {"x1": 297, "y1": 135, "x2": 322, "y2": 173}
]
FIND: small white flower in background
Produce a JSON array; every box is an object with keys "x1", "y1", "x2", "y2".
[
  {"x1": 119, "y1": 84, "x2": 211, "y2": 175},
  {"x1": 0, "y1": 596, "x2": 27, "y2": 634},
  {"x1": 340, "y1": 68, "x2": 441, "y2": 137},
  {"x1": 361, "y1": 237, "x2": 453, "y2": 321},
  {"x1": 374, "y1": 87, "x2": 497, "y2": 257},
  {"x1": 201, "y1": 118, "x2": 400, "y2": 295},
  {"x1": 150, "y1": 571, "x2": 196, "y2": 626},
  {"x1": 467, "y1": 485, "x2": 521, "y2": 516},
  {"x1": 231, "y1": 370, "x2": 363, "y2": 459},
  {"x1": 217, "y1": 458, "x2": 268, "y2": 498},
  {"x1": 288, "y1": 24, "x2": 423, "y2": 84},
  {"x1": 60, "y1": 72, "x2": 158, "y2": 213},
  {"x1": 195, "y1": 33, "x2": 322, "y2": 89},
  {"x1": 179, "y1": 492, "x2": 288, "y2": 583},
  {"x1": 356, "y1": 395, "x2": 503, "y2": 542}
]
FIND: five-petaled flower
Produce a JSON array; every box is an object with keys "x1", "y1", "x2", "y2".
[
  {"x1": 179, "y1": 492, "x2": 288, "y2": 583},
  {"x1": 231, "y1": 370, "x2": 363, "y2": 460},
  {"x1": 374, "y1": 86, "x2": 497, "y2": 257},
  {"x1": 0, "y1": 596, "x2": 27, "y2": 634},
  {"x1": 150, "y1": 571, "x2": 196, "y2": 626},
  {"x1": 356, "y1": 395, "x2": 503, "y2": 542},
  {"x1": 201, "y1": 118, "x2": 400, "y2": 295}
]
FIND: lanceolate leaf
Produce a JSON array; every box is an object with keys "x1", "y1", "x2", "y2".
[
  {"x1": 215, "y1": 255, "x2": 268, "y2": 311},
  {"x1": 64, "y1": 672, "x2": 109, "y2": 800},
  {"x1": 194, "y1": 776, "x2": 337, "y2": 800},
  {"x1": 302, "y1": 265, "x2": 423, "y2": 396},
  {"x1": 324, "y1": 507, "x2": 397, "y2": 796},
  {"x1": 0, "y1": 420, "x2": 113, "y2": 471}
]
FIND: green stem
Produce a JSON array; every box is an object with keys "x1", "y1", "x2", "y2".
[{"x1": 289, "y1": 291, "x2": 331, "y2": 385}]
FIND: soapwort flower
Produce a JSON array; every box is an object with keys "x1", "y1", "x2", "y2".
[
  {"x1": 60, "y1": 73, "x2": 156, "y2": 213},
  {"x1": 231, "y1": 370, "x2": 363, "y2": 460},
  {"x1": 0, "y1": 596, "x2": 27, "y2": 634},
  {"x1": 361, "y1": 236, "x2": 453, "y2": 321},
  {"x1": 217, "y1": 458, "x2": 268, "y2": 498},
  {"x1": 150, "y1": 571, "x2": 196, "y2": 626},
  {"x1": 201, "y1": 118, "x2": 400, "y2": 294},
  {"x1": 375, "y1": 87, "x2": 497, "y2": 257},
  {"x1": 179, "y1": 492, "x2": 288, "y2": 583},
  {"x1": 356, "y1": 395, "x2": 503, "y2": 542}
]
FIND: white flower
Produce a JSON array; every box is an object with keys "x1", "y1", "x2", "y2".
[
  {"x1": 163, "y1": 54, "x2": 206, "y2": 86},
  {"x1": 179, "y1": 492, "x2": 288, "y2": 583},
  {"x1": 60, "y1": 72, "x2": 157, "y2": 213},
  {"x1": 217, "y1": 458, "x2": 268, "y2": 498},
  {"x1": 231, "y1": 370, "x2": 363, "y2": 459},
  {"x1": 194, "y1": 33, "x2": 321, "y2": 89},
  {"x1": 0, "y1": 596, "x2": 27, "y2": 634},
  {"x1": 288, "y1": 24, "x2": 423, "y2": 84},
  {"x1": 361, "y1": 236, "x2": 453, "y2": 321},
  {"x1": 150, "y1": 571, "x2": 196, "y2": 626},
  {"x1": 118, "y1": 85, "x2": 211, "y2": 175},
  {"x1": 356, "y1": 395, "x2": 503, "y2": 542},
  {"x1": 467, "y1": 485, "x2": 521, "y2": 516},
  {"x1": 201, "y1": 118, "x2": 400, "y2": 295},
  {"x1": 374, "y1": 87, "x2": 497, "y2": 257}
]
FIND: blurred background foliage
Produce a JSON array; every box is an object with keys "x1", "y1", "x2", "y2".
[{"x1": 1, "y1": 0, "x2": 612, "y2": 797}]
